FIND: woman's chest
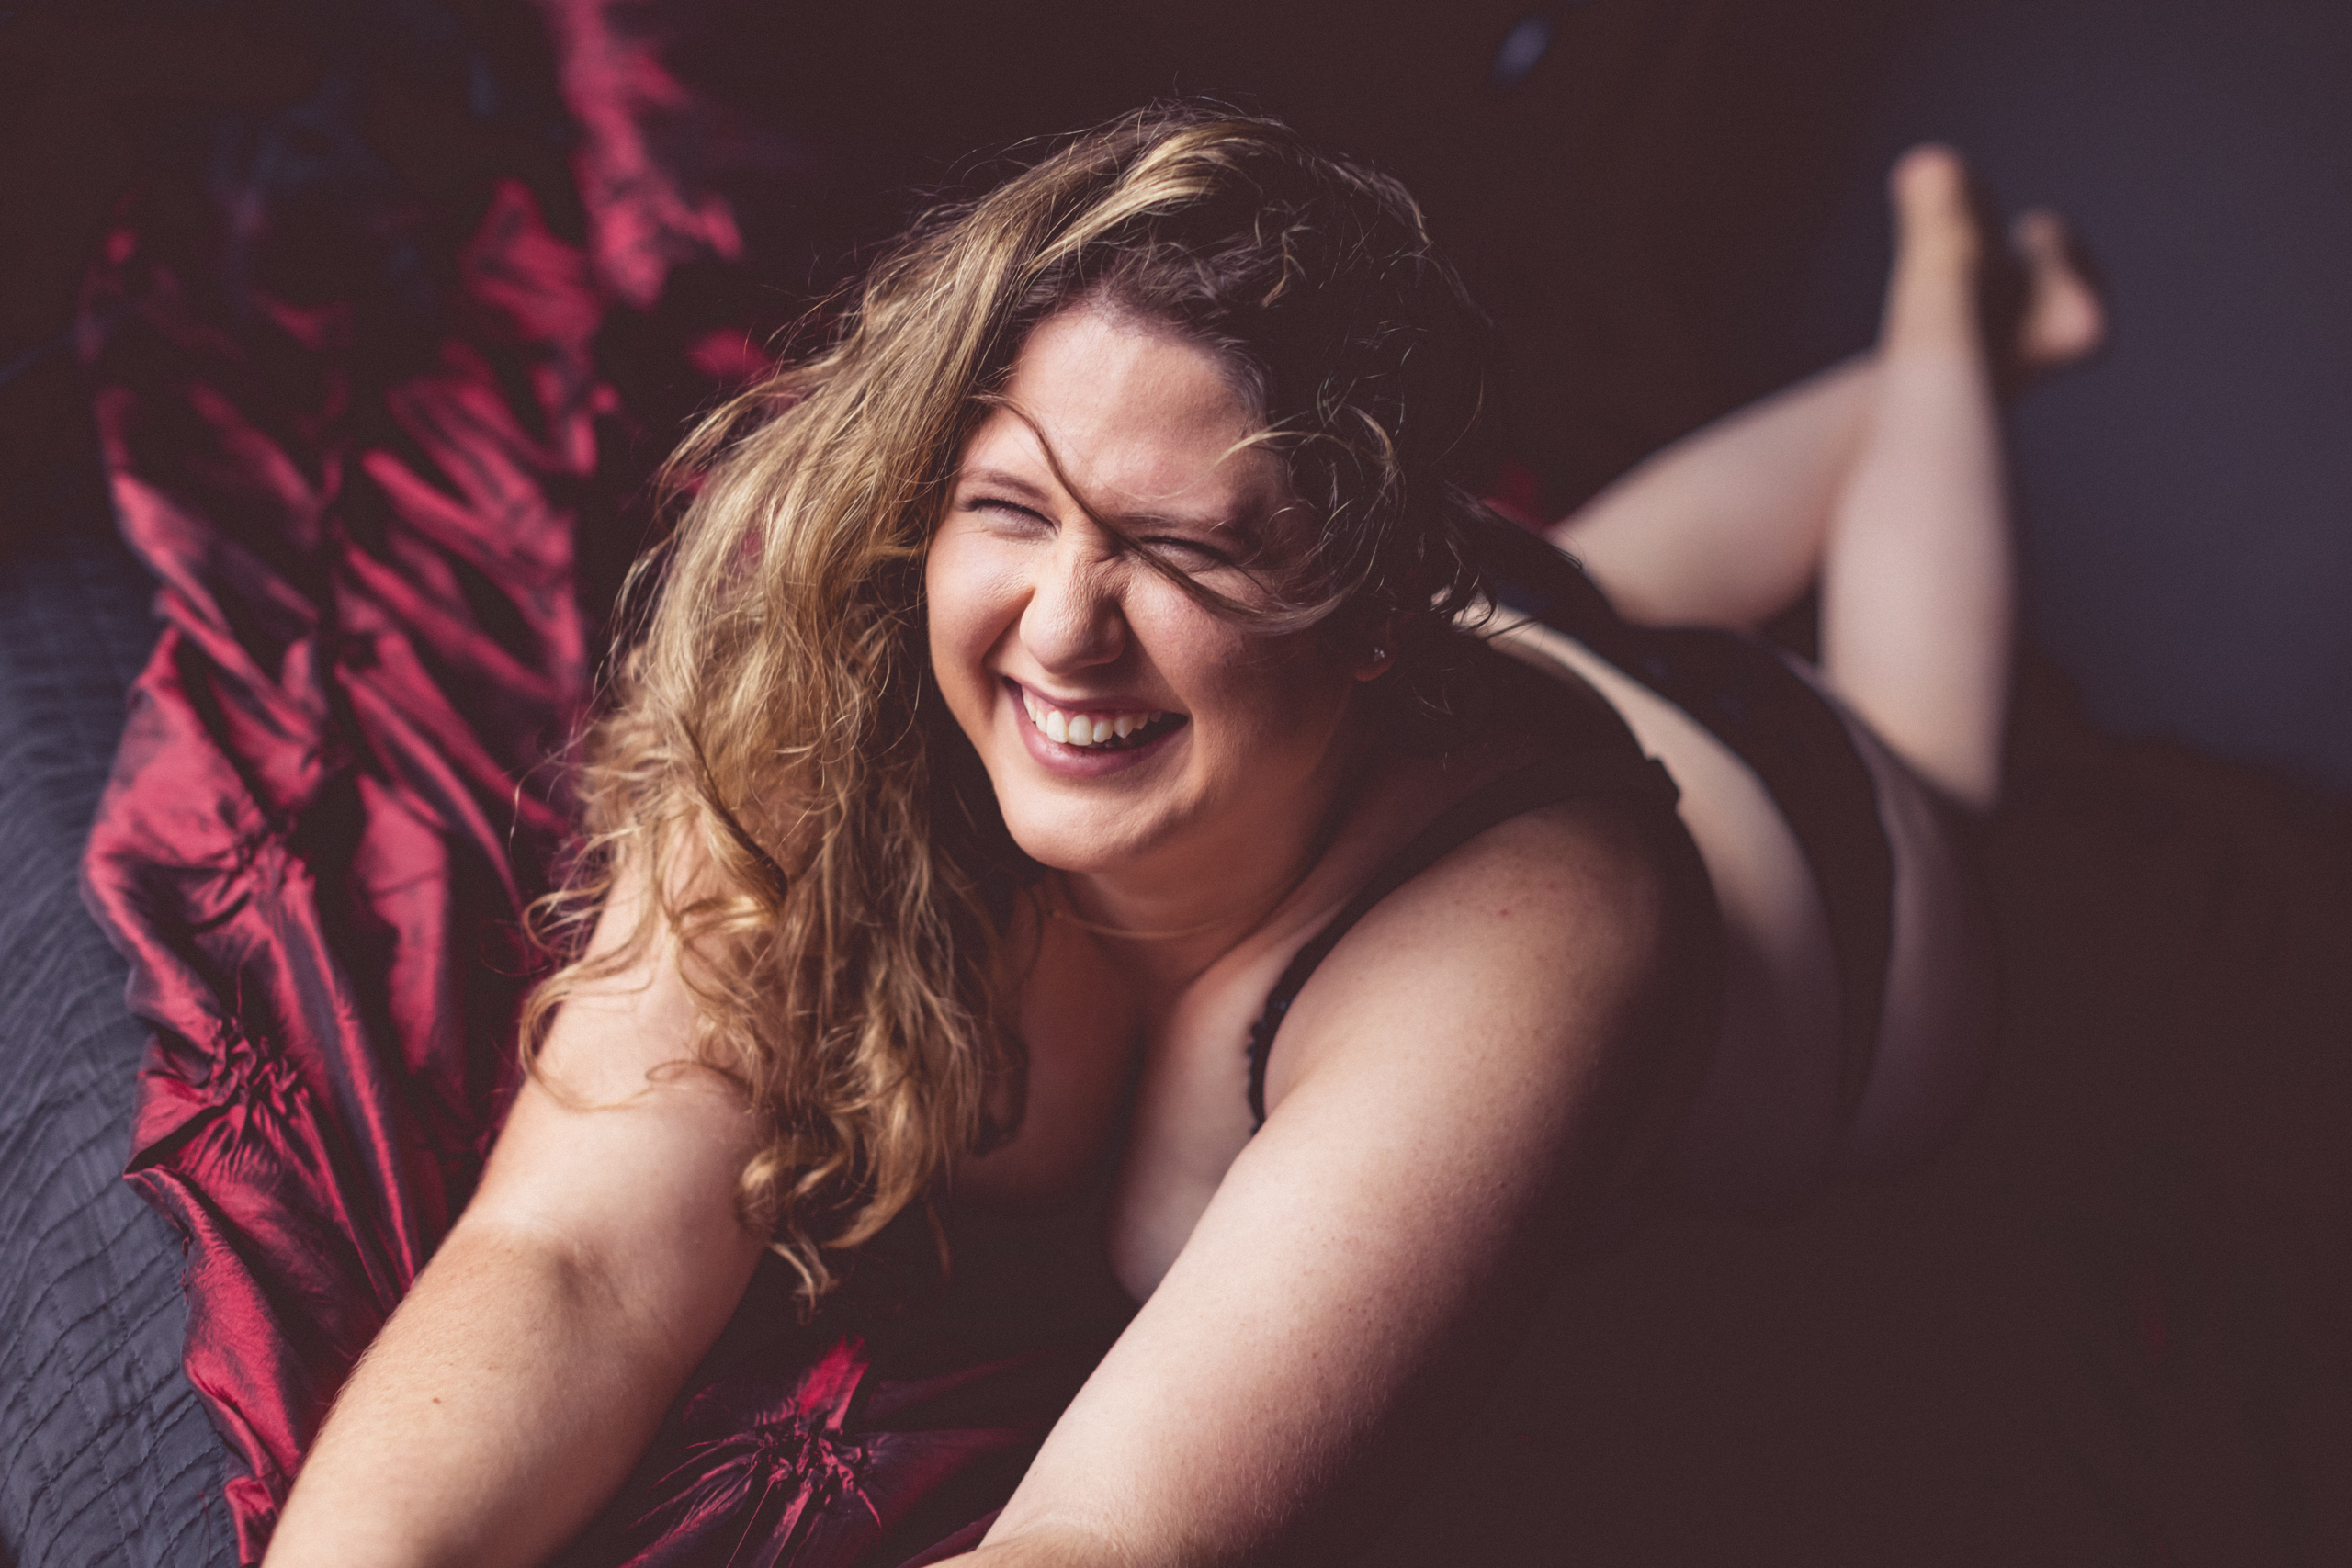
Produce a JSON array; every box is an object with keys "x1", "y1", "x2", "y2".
[
  {"x1": 950, "y1": 912, "x2": 1291, "y2": 1297},
  {"x1": 950, "y1": 726, "x2": 1576, "y2": 1294},
  {"x1": 1104, "y1": 944, "x2": 1293, "y2": 1295}
]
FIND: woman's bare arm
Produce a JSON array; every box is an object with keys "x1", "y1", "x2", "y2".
[
  {"x1": 956, "y1": 799, "x2": 1686, "y2": 1567},
  {"x1": 264, "y1": 878, "x2": 768, "y2": 1568}
]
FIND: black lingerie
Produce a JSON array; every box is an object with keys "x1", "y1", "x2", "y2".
[{"x1": 1247, "y1": 522, "x2": 1895, "y2": 1134}]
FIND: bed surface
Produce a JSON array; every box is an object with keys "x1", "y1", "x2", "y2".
[{"x1": 0, "y1": 443, "x2": 236, "y2": 1568}]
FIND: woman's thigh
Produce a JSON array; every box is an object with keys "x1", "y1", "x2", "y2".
[
  {"x1": 1487, "y1": 620, "x2": 1992, "y2": 1203},
  {"x1": 1817, "y1": 680, "x2": 1995, "y2": 1175}
]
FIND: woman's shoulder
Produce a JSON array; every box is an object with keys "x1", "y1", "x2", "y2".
[
  {"x1": 1331, "y1": 634, "x2": 1690, "y2": 936},
  {"x1": 1225, "y1": 747, "x2": 1700, "y2": 1265},
  {"x1": 1250, "y1": 657, "x2": 1702, "y2": 1113},
  {"x1": 1103, "y1": 646, "x2": 1712, "y2": 1292},
  {"x1": 1309, "y1": 757, "x2": 1684, "y2": 1011}
]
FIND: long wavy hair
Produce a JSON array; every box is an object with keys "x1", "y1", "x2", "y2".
[{"x1": 523, "y1": 102, "x2": 1507, "y2": 1308}]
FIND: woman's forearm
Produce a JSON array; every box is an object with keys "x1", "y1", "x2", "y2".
[
  {"x1": 264, "y1": 865, "x2": 771, "y2": 1566},
  {"x1": 264, "y1": 1216, "x2": 710, "y2": 1568}
]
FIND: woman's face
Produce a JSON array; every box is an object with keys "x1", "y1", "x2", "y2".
[{"x1": 926, "y1": 302, "x2": 1372, "y2": 882}]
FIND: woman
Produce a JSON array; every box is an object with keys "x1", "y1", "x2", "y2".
[{"x1": 265, "y1": 106, "x2": 2101, "y2": 1565}]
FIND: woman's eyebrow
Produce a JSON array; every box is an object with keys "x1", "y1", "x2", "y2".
[
  {"x1": 1104, "y1": 505, "x2": 1255, "y2": 539},
  {"x1": 960, "y1": 465, "x2": 1259, "y2": 540},
  {"x1": 956, "y1": 466, "x2": 1056, "y2": 505}
]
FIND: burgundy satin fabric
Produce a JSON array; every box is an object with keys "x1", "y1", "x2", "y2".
[
  {"x1": 555, "y1": 1289, "x2": 1122, "y2": 1568},
  {"x1": 78, "y1": 175, "x2": 596, "y2": 1559},
  {"x1": 74, "y1": 84, "x2": 1107, "y2": 1568}
]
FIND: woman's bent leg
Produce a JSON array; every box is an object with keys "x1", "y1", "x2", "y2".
[
  {"x1": 1552, "y1": 357, "x2": 1877, "y2": 632},
  {"x1": 1817, "y1": 147, "x2": 2012, "y2": 811},
  {"x1": 1560, "y1": 145, "x2": 2103, "y2": 810},
  {"x1": 1541, "y1": 147, "x2": 2108, "y2": 1186}
]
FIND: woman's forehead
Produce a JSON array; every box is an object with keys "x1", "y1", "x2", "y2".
[{"x1": 963, "y1": 305, "x2": 1291, "y2": 526}]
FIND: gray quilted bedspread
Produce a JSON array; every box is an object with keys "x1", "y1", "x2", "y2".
[{"x1": 0, "y1": 457, "x2": 235, "y2": 1568}]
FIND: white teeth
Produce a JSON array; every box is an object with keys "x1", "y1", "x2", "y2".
[{"x1": 1020, "y1": 691, "x2": 1172, "y2": 749}]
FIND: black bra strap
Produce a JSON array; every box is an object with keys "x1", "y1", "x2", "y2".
[{"x1": 1245, "y1": 749, "x2": 1679, "y2": 1127}]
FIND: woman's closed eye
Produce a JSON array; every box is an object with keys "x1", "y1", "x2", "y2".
[
  {"x1": 1138, "y1": 534, "x2": 1235, "y2": 570},
  {"x1": 960, "y1": 495, "x2": 1054, "y2": 533},
  {"x1": 956, "y1": 493, "x2": 1247, "y2": 579}
]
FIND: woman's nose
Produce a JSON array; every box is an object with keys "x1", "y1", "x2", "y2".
[{"x1": 1021, "y1": 536, "x2": 1127, "y2": 672}]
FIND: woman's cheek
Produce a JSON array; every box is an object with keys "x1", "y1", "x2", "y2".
[
  {"x1": 1216, "y1": 626, "x2": 1349, "y2": 726},
  {"x1": 923, "y1": 534, "x2": 1005, "y2": 726},
  {"x1": 1127, "y1": 586, "x2": 1257, "y2": 693}
]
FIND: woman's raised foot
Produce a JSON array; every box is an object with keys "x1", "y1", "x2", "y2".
[
  {"x1": 1878, "y1": 144, "x2": 1988, "y2": 363},
  {"x1": 2006, "y1": 208, "x2": 2107, "y2": 378},
  {"x1": 1888, "y1": 144, "x2": 1984, "y2": 275},
  {"x1": 1881, "y1": 144, "x2": 2106, "y2": 390}
]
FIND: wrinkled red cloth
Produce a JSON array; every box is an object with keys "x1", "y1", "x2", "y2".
[
  {"x1": 79, "y1": 175, "x2": 597, "y2": 1559},
  {"x1": 530, "y1": 0, "x2": 747, "y2": 307},
  {"x1": 553, "y1": 1286, "x2": 1123, "y2": 1568},
  {"x1": 76, "y1": 144, "x2": 1105, "y2": 1568}
]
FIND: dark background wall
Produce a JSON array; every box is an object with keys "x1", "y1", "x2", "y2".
[
  {"x1": 1783, "y1": 0, "x2": 2352, "y2": 791},
  {"x1": 643, "y1": 0, "x2": 2352, "y2": 788},
  {"x1": 6, "y1": 0, "x2": 2347, "y2": 792}
]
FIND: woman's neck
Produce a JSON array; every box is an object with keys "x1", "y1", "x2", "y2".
[{"x1": 1052, "y1": 731, "x2": 1377, "y2": 1002}]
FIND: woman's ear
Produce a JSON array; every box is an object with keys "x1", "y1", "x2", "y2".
[{"x1": 1351, "y1": 618, "x2": 1399, "y2": 682}]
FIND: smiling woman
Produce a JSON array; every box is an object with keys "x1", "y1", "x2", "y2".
[
  {"x1": 931, "y1": 308, "x2": 1372, "y2": 918},
  {"x1": 259, "y1": 104, "x2": 2089, "y2": 1566}
]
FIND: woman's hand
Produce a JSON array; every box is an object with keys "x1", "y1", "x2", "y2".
[{"x1": 264, "y1": 873, "x2": 768, "y2": 1568}]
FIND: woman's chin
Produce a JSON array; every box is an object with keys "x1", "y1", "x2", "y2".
[
  {"x1": 1001, "y1": 809, "x2": 1159, "y2": 878},
  {"x1": 995, "y1": 783, "x2": 1197, "y2": 880},
  {"x1": 980, "y1": 711, "x2": 1200, "y2": 874}
]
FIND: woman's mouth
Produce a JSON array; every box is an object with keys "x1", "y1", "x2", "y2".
[{"x1": 1012, "y1": 682, "x2": 1188, "y2": 752}]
